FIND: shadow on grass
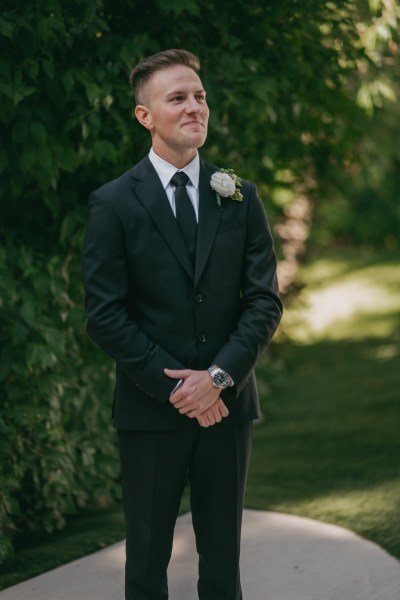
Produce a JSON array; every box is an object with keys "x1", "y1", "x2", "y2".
[{"x1": 0, "y1": 507, "x2": 126, "y2": 590}]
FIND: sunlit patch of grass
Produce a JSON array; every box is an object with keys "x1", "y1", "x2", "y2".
[
  {"x1": 280, "y1": 250, "x2": 400, "y2": 342},
  {"x1": 364, "y1": 341, "x2": 399, "y2": 361}
]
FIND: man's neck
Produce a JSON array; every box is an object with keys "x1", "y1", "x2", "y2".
[{"x1": 151, "y1": 144, "x2": 198, "y2": 170}]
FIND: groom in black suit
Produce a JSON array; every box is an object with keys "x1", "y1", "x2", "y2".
[{"x1": 83, "y1": 49, "x2": 282, "y2": 599}]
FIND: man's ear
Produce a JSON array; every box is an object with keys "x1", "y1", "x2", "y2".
[{"x1": 135, "y1": 105, "x2": 153, "y2": 131}]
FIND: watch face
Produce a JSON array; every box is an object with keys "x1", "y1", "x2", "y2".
[{"x1": 213, "y1": 370, "x2": 229, "y2": 387}]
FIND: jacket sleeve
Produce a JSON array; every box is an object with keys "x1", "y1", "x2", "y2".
[
  {"x1": 212, "y1": 183, "x2": 283, "y2": 393},
  {"x1": 83, "y1": 190, "x2": 185, "y2": 404}
]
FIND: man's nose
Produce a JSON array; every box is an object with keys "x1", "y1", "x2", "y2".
[{"x1": 185, "y1": 96, "x2": 201, "y2": 112}]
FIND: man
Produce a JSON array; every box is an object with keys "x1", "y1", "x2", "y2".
[{"x1": 83, "y1": 49, "x2": 282, "y2": 599}]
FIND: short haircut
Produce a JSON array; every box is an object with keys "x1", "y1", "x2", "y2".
[{"x1": 129, "y1": 49, "x2": 200, "y2": 105}]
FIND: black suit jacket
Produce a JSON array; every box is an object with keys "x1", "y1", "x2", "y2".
[{"x1": 83, "y1": 156, "x2": 282, "y2": 430}]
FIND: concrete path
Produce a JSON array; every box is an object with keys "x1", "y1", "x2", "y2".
[{"x1": 1, "y1": 510, "x2": 400, "y2": 600}]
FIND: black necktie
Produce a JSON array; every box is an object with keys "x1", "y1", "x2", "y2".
[{"x1": 170, "y1": 171, "x2": 197, "y2": 264}]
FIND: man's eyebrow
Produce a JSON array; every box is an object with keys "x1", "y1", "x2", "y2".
[{"x1": 166, "y1": 88, "x2": 206, "y2": 97}]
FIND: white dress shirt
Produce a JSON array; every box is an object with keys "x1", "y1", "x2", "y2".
[{"x1": 148, "y1": 147, "x2": 200, "y2": 222}]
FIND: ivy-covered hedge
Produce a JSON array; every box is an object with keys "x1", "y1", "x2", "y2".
[
  {"x1": 0, "y1": 238, "x2": 118, "y2": 560},
  {"x1": 0, "y1": 0, "x2": 397, "y2": 562}
]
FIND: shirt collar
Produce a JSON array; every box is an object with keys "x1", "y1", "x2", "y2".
[{"x1": 149, "y1": 147, "x2": 200, "y2": 190}]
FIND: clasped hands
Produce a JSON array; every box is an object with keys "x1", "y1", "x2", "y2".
[{"x1": 164, "y1": 368, "x2": 229, "y2": 428}]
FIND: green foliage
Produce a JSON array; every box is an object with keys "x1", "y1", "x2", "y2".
[
  {"x1": 310, "y1": 0, "x2": 400, "y2": 248},
  {"x1": 0, "y1": 0, "x2": 398, "y2": 564},
  {"x1": 0, "y1": 237, "x2": 119, "y2": 562}
]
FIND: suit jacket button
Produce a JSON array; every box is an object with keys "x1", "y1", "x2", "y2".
[
  {"x1": 195, "y1": 293, "x2": 203, "y2": 303},
  {"x1": 198, "y1": 334, "x2": 206, "y2": 343}
]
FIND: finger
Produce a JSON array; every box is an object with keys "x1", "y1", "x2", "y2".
[
  {"x1": 187, "y1": 406, "x2": 204, "y2": 418},
  {"x1": 212, "y1": 406, "x2": 222, "y2": 423},
  {"x1": 171, "y1": 399, "x2": 196, "y2": 414},
  {"x1": 188, "y1": 400, "x2": 216, "y2": 419},
  {"x1": 169, "y1": 394, "x2": 191, "y2": 407},
  {"x1": 217, "y1": 399, "x2": 229, "y2": 417},
  {"x1": 164, "y1": 368, "x2": 191, "y2": 379},
  {"x1": 187, "y1": 410, "x2": 199, "y2": 418},
  {"x1": 205, "y1": 414, "x2": 216, "y2": 426},
  {"x1": 170, "y1": 391, "x2": 198, "y2": 409},
  {"x1": 197, "y1": 414, "x2": 209, "y2": 427},
  {"x1": 169, "y1": 384, "x2": 195, "y2": 406},
  {"x1": 212, "y1": 411, "x2": 222, "y2": 423},
  {"x1": 180, "y1": 407, "x2": 196, "y2": 416}
]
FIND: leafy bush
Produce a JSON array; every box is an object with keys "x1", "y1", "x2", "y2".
[{"x1": 0, "y1": 236, "x2": 119, "y2": 561}]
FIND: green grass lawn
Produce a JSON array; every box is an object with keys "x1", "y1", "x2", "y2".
[
  {"x1": 250, "y1": 336, "x2": 399, "y2": 556},
  {"x1": 1, "y1": 248, "x2": 399, "y2": 589},
  {"x1": 248, "y1": 248, "x2": 400, "y2": 558}
]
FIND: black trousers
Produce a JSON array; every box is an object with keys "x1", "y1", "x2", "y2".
[{"x1": 117, "y1": 420, "x2": 253, "y2": 600}]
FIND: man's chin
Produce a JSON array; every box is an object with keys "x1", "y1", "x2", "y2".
[{"x1": 184, "y1": 133, "x2": 207, "y2": 149}]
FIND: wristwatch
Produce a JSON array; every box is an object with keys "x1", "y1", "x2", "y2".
[{"x1": 207, "y1": 365, "x2": 234, "y2": 389}]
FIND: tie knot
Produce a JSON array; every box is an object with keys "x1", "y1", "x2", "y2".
[{"x1": 171, "y1": 171, "x2": 189, "y2": 188}]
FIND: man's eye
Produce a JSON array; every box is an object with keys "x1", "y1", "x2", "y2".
[
  {"x1": 171, "y1": 96, "x2": 184, "y2": 102},
  {"x1": 196, "y1": 95, "x2": 206, "y2": 102}
]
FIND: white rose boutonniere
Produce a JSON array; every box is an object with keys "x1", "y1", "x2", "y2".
[{"x1": 210, "y1": 168, "x2": 243, "y2": 208}]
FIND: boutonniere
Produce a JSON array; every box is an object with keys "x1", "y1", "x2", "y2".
[{"x1": 210, "y1": 168, "x2": 243, "y2": 208}]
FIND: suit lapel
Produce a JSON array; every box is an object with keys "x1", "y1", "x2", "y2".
[
  {"x1": 130, "y1": 156, "x2": 194, "y2": 279},
  {"x1": 195, "y1": 160, "x2": 221, "y2": 285}
]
